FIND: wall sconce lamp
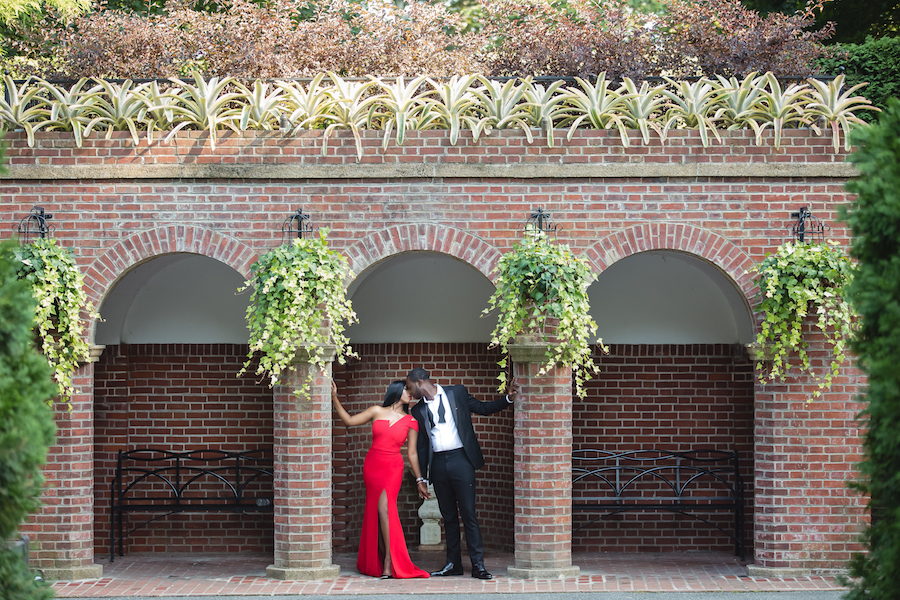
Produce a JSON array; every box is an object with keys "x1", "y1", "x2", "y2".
[
  {"x1": 282, "y1": 207, "x2": 315, "y2": 241},
  {"x1": 525, "y1": 207, "x2": 558, "y2": 235},
  {"x1": 16, "y1": 206, "x2": 54, "y2": 243},
  {"x1": 790, "y1": 206, "x2": 827, "y2": 244}
]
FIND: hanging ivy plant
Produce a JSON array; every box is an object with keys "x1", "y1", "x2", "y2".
[
  {"x1": 13, "y1": 238, "x2": 93, "y2": 404},
  {"x1": 483, "y1": 227, "x2": 606, "y2": 399},
  {"x1": 239, "y1": 229, "x2": 357, "y2": 399},
  {"x1": 750, "y1": 240, "x2": 857, "y2": 399}
]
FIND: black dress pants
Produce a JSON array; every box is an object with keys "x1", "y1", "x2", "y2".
[{"x1": 430, "y1": 448, "x2": 483, "y2": 568}]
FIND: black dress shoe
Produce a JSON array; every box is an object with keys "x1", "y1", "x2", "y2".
[
  {"x1": 430, "y1": 562, "x2": 464, "y2": 576},
  {"x1": 471, "y1": 565, "x2": 493, "y2": 579}
]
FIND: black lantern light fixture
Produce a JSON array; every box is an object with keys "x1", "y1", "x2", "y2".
[
  {"x1": 282, "y1": 207, "x2": 315, "y2": 241},
  {"x1": 16, "y1": 206, "x2": 54, "y2": 242},
  {"x1": 790, "y1": 206, "x2": 827, "y2": 244},
  {"x1": 525, "y1": 207, "x2": 558, "y2": 235}
]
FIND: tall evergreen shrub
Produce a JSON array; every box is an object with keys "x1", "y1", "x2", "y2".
[
  {"x1": 0, "y1": 146, "x2": 57, "y2": 600},
  {"x1": 841, "y1": 98, "x2": 900, "y2": 598},
  {"x1": 820, "y1": 36, "x2": 900, "y2": 122}
]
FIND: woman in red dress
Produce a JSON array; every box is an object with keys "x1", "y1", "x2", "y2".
[{"x1": 332, "y1": 380, "x2": 431, "y2": 579}]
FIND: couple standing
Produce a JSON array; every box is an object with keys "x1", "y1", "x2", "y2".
[{"x1": 332, "y1": 367, "x2": 519, "y2": 580}]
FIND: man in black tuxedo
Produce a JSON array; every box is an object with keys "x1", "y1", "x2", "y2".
[{"x1": 406, "y1": 367, "x2": 518, "y2": 580}]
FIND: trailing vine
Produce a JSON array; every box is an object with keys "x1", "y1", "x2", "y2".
[
  {"x1": 750, "y1": 240, "x2": 857, "y2": 399},
  {"x1": 239, "y1": 229, "x2": 357, "y2": 399},
  {"x1": 13, "y1": 238, "x2": 93, "y2": 404},
  {"x1": 483, "y1": 227, "x2": 606, "y2": 399}
]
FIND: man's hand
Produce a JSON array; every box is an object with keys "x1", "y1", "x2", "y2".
[{"x1": 507, "y1": 378, "x2": 520, "y2": 402}]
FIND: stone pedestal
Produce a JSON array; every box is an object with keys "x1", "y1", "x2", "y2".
[
  {"x1": 267, "y1": 346, "x2": 340, "y2": 581},
  {"x1": 506, "y1": 341, "x2": 580, "y2": 580},
  {"x1": 418, "y1": 482, "x2": 445, "y2": 550}
]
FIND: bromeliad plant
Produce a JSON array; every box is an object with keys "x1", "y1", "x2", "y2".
[
  {"x1": 750, "y1": 240, "x2": 857, "y2": 399},
  {"x1": 483, "y1": 227, "x2": 606, "y2": 399},
  {"x1": 239, "y1": 229, "x2": 357, "y2": 399},
  {"x1": 807, "y1": 74, "x2": 876, "y2": 152},
  {"x1": 0, "y1": 72, "x2": 880, "y2": 153},
  {"x1": 13, "y1": 238, "x2": 93, "y2": 404}
]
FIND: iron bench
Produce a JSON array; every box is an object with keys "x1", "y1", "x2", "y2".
[
  {"x1": 572, "y1": 449, "x2": 746, "y2": 560},
  {"x1": 110, "y1": 448, "x2": 274, "y2": 561}
]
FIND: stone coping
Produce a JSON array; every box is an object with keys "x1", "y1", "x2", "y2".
[{"x1": 3, "y1": 161, "x2": 858, "y2": 180}]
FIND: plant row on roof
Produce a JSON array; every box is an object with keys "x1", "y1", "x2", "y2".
[{"x1": 0, "y1": 71, "x2": 877, "y2": 157}]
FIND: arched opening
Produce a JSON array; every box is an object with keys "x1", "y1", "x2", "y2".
[
  {"x1": 333, "y1": 251, "x2": 514, "y2": 554},
  {"x1": 589, "y1": 250, "x2": 753, "y2": 345},
  {"x1": 92, "y1": 254, "x2": 274, "y2": 558},
  {"x1": 574, "y1": 250, "x2": 755, "y2": 555}
]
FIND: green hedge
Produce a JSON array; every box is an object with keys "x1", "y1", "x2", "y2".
[
  {"x1": 841, "y1": 98, "x2": 900, "y2": 599},
  {"x1": 820, "y1": 36, "x2": 900, "y2": 122},
  {"x1": 0, "y1": 139, "x2": 57, "y2": 600}
]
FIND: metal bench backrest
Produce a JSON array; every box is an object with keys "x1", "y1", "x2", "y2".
[{"x1": 572, "y1": 449, "x2": 743, "y2": 504}]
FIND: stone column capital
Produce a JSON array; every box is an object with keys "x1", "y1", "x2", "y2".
[
  {"x1": 289, "y1": 343, "x2": 338, "y2": 366},
  {"x1": 88, "y1": 344, "x2": 106, "y2": 363},
  {"x1": 507, "y1": 338, "x2": 555, "y2": 364}
]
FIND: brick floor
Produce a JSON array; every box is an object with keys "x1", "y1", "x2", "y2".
[{"x1": 50, "y1": 551, "x2": 847, "y2": 596}]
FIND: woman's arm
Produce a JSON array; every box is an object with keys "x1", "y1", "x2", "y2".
[
  {"x1": 407, "y1": 429, "x2": 431, "y2": 500},
  {"x1": 331, "y1": 380, "x2": 378, "y2": 427}
]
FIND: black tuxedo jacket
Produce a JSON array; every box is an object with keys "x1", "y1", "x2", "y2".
[{"x1": 411, "y1": 384, "x2": 510, "y2": 479}]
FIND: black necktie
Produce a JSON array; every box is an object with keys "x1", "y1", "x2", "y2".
[{"x1": 437, "y1": 396, "x2": 446, "y2": 423}]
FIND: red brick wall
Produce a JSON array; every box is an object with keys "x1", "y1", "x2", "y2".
[
  {"x1": 0, "y1": 129, "x2": 867, "y2": 571},
  {"x1": 572, "y1": 344, "x2": 755, "y2": 554},
  {"x1": 332, "y1": 343, "x2": 514, "y2": 553},
  {"x1": 0, "y1": 130, "x2": 854, "y2": 283},
  {"x1": 93, "y1": 344, "x2": 274, "y2": 556}
]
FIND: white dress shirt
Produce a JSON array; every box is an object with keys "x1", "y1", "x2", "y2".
[{"x1": 426, "y1": 384, "x2": 464, "y2": 452}]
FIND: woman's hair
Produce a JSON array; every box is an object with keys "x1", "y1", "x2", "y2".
[{"x1": 382, "y1": 380, "x2": 409, "y2": 412}]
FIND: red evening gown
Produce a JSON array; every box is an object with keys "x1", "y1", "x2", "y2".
[{"x1": 357, "y1": 414, "x2": 430, "y2": 578}]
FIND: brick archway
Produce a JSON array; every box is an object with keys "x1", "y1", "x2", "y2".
[
  {"x1": 583, "y1": 222, "x2": 757, "y2": 304},
  {"x1": 86, "y1": 226, "x2": 269, "y2": 565},
  {"x1": 578, "y1": 222, "x2": 758, "y2": 562},
  {"x1": 344, "y1": 223, "x2": 502, "y2": 282},
  {"x1": 84, "y1": 225, "x2": 258, "y2": 340}
]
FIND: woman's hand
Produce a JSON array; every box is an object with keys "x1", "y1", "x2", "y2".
[{"x1": 416, "y1": 480, "x2": 431, "y2": 500}]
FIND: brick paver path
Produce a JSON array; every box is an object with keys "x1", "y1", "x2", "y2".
[{"x1": 52, "y1": 551, "x2": 846, "y2": 597}]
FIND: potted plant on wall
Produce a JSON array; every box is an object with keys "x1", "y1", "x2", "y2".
[
  {"x1": 13, "y1": 238, "x2": 93, "y2": 405},
  {"x1": 239, "y1": 229, "x2": 357, "y2": 399},
  {"x1": 749, "y1": 239, "x2": 857, "y2": 399},
  {"x1": 483, "y1": 226, "x2": 606, "y2": 399}
]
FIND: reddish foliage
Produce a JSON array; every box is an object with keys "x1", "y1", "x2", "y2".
[
  {"x1": 1, "y1": 0, "x2": 833, "y2": 80},
  {"x1": 661, "y1": 0, "x2": 834, "y2": 78},
  {"x1": 477, "y1": 0, "x2": 666, "y2": 80}
]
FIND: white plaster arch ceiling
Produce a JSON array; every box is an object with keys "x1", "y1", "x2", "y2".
[
  {"x1": 95, "y1": 253, "x2": 250, "y2": 345},
  {"x1": 589, "y1": 250, "x2": 754, "y2": 345},
  {"x1": 94, "y1": 248, "x2": 751, "y2": 346},
  {"x1": 346, "y1": 251, "x2": 498, "y2": 343}
]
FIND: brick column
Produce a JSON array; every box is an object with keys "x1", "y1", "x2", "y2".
[
  {"x1": 266, "y1": 346, "x2": 340, "y2": 580},
  {"x1": 28, "y1": 345, "x2": 105, "y2": 581},
  {"x1": 747, "y1": 342, "x2": 867, "y2": 576},
  {"x1": 506, "y1": 341, "x2": 580, "y2": 579}
]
